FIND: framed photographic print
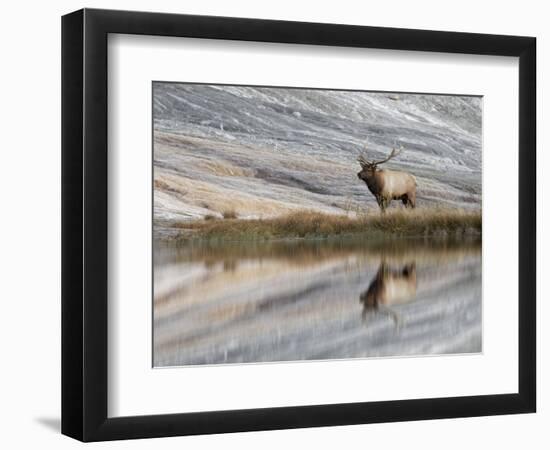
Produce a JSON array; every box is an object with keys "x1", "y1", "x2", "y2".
[{"x1": 61, "y1": 8, "x2": 536, "y2": 441}]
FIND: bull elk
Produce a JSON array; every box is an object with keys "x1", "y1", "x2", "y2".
[
  {"x1": 360, "y1": 262, "x2": 417, "y2": 326},
  {"x1": 357, "y1": 143, "x2": 416, "y2": 211}
]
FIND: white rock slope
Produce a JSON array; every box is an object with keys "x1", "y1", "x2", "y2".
[{"x1": 153, "y1": 83, "x2": 482, "y2": 229}]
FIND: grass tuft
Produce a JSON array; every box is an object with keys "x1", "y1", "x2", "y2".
[{"x1": 222, "y1": 210, "x2": 238, "y2": 220}]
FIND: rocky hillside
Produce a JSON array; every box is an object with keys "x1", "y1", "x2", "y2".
[{"x1": 153, "y1": 83, "x2": 482, "y2": 229}]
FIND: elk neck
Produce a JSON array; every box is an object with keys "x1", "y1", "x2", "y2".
[{"x1": 363, "y1": 168, "x2": 382, "y2": 195}]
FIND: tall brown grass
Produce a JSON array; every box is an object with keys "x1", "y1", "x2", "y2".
[{"x1": 173, "y1": 208, "x2": 481, "y2": 242}]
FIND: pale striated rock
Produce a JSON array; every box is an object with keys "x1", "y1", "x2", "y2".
[{"x1": 152, "y1": 83, "x2": 482, "y2": 238}]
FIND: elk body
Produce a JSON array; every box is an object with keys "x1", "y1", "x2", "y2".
[{"x1": 357, "y1": 144, "x2": 416, "y2": 211}]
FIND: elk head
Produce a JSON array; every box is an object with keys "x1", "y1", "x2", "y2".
[{"x1": 356, "y1": 142, "x2": 403, "y2": 183}]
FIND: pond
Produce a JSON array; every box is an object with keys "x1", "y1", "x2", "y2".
[{"x1": 153, "y1": 237, "x2": 481, "y2": 367}]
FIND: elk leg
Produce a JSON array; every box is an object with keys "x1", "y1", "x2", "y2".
[
  {"x1": 376, "y1": 196, "x2": 386, "y2": 213},
  {"x1": 408, "y1": 193, "x2": 416, "y2": 208},
  {"x1": 382, "y1": 197, "x2": 390, "y2": 212},
  {"x1": 361, "y1": 307, "x2": 369, "y2": 322},
  {"x1": 403, "y1": 193, "x2": 415, "y2": 208},
  {"x1": 378, "y1": 305, "x2": 403, "y2": 328}
]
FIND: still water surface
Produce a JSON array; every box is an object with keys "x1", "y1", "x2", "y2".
[{"x1": 154, "y1": 238, "x2": 481, "y2": 367}]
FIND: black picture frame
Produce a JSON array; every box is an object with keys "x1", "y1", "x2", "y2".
[{"x1": 61, "y1": 8, "x2": 536, "y2": 442}]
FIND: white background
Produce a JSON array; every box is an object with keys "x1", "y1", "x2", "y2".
[
  {"x1": 109, "y1": 35, "x2": 518, "y2": 417},
  {"x1": 0, "y1": 0, "x2": 546, "y2": 448}
]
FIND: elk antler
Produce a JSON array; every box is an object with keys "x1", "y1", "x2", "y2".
[
  {"x1": 357, "y1": 141, "x2": 372, "y2": 168},
  {"x1": 371, "y1": 144, "x2": 404, "y2": 166}
]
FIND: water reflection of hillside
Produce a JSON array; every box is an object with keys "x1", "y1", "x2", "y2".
[
  {"x1": 154, "y1": 237, "x2": 481, "y2": 367},
  {"x1": 155, "y1": 236, "x2": 480, "y2": 266}
]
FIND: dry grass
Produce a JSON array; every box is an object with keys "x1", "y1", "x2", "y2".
[{"x1": 173, "y1": 208, "x2": 481, "y2": 242}]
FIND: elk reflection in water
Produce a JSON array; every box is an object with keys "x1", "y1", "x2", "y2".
[
  {"x1": 360, "y1": 262, "x2": 417, "y2": 326},
  {"x1": 154, "y1": 238, "x2": 481, "y2": 366}
]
